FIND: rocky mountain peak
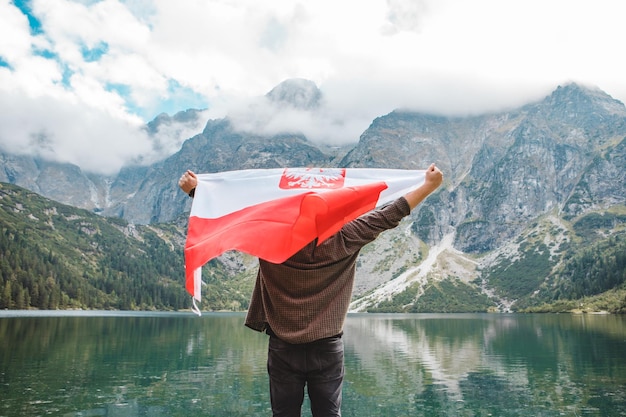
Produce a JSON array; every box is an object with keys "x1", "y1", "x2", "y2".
[
  {"x1": 265, "y1": 78, "x2": 322, "y2": 110},
  {"x1": 146, "y1": 109, "x2": 206, "y2": 135},
  {"x1": 528, "y1": 83, "x2": 626, "y2": 128},
  {"x1": 1, "y1": 82, "x2": 625, "y2": 313},
  {"x1": 547, "y1": 83, "x2": 623, "y2": 109}
]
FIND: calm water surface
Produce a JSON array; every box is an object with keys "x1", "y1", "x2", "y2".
[{"x1": 1, "y1": 311, "x2": 625, "y2": 417}]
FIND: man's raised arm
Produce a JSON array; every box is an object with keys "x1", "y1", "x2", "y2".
[{"x1": 404, "y1": 163, "x2": 443, "y2": 210}]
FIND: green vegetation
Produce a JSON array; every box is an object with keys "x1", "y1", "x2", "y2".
[
  {"x1": 482, "y1": 241, "x2": 553, "y2": 299},
  {"x1": 554, "y1": 235, "x2": 626, "y2": 299},
  {"x1": 0, "y1": 182, "x2": 260, "y2": 312},
  {"x1": 410, "y1": 279, "x2": 495, "y2": 313},
  {"x1": 572, "y1": 212, "x2": 626, "y2": 241},
  {"x1": 2, "y1": 180, "x2": 625, "y2": 314},
  {"x1": 504, "y1": 209, "x2": 626, "y2": 313},
  {"x1": 521, "y1": 285, "x2": 626, "y2": 314},
  {"x1": 368, "y1": 283, "x2": 420, "y2": 313},
  {"x1": 368, "y1": 278, "x2": 495, "y2": 313},
  {"x1": 0, "y1": 183, "x2": 190, "y2": 310}
]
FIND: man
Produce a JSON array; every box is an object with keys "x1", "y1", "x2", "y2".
[{"x1": 178, "y1": 164, "x2": 443, "y2": 417}]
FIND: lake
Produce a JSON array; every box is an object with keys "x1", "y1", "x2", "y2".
[{"x1": 1, "y1": 311, "x2": 625, "y2": 417}]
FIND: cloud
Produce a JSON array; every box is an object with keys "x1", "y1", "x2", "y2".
[
  {"x1": 383, "y1": 0, "x2": 429, "y2": 35},
  {"x1": 0, "y1": 0, "x2": 625, "y2": 174},
  {"x1": 0, "y1": 89, "x2": 150, "y2": 174}
]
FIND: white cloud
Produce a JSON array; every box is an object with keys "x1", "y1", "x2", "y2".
[
  {"x1": 0, "y1": 0, "x2": 624, "y2": 174},
  {"x1": 0, "y1": 89, "x2": 151, "y2": 173}
]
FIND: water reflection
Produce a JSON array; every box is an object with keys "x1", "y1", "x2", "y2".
[
  {"x1": 0, "y1": 312, "x2": 271, "y2": 417},
  {"x1": 1, "y1": 312, "x2": 625, "y2": 416},
  {"x1": 342, "y1": 313, "x2": 626, "y2": 416}
]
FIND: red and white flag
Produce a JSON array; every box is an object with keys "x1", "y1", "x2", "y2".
[{"x1": 184, "y1": 167, "x2": 426, "y2": 306}]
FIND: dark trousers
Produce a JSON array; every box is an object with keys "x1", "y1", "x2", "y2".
[{"x1": 267, "y1": 333, "x2": 344, "y2": 417}]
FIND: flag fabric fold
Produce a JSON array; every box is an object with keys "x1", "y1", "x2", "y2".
[{"x1": 184, "y1": 168, "x2": 426, "y2": 304}]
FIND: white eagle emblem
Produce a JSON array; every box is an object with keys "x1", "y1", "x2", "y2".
[{"x1": 279, "y1": 168, "x2": 346, "y2": 189}]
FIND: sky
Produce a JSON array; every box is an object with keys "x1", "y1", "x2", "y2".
[{"x1": 1, "y1": 0, "x2": 625, "y2": 175}]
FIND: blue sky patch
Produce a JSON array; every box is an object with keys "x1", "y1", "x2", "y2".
[
  {"x1": 59, "y1": 62, "x2": 73, "y2": 88},
  {"x1": 106, "y1": 82, "x2": 131, "y2": 99},
  {"x1": 0, "y1": 56, "x2": 11, "y2": 69},
  {"x1": 140, "y1": 80, "x2": 208, "y2": 120},
  {"x1": 81, "y1": 42, "x2": 109, "y2": 62},
  {"x1": 33, "y1": 48, "x2": 56, "y2": 60},
  {"x1": 13, "y1": 0, "x2": 44, "y2": 35}
]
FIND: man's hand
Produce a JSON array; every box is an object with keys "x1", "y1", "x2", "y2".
[
  {"x1": 404, "y1": 163, "x2": 443, "y2": 210},
  {"x1": 424, "y1": 163, "x2": 443, "y2": 192},
  {"x1": 178, "y1": 170, "x2": 198, "y2": 195}
]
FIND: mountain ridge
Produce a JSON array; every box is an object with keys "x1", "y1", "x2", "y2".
[{"x1": 1, "y1": 81, "x2": 625, "y2": 313}]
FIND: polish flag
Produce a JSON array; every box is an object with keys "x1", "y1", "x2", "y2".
[{"x1": 184, "y1": 168, "x2": 426, "y2": 305}]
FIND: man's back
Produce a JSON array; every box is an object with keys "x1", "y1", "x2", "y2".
[{"x1": 245, "y1": 197, "x2": 411, "y2": 343}]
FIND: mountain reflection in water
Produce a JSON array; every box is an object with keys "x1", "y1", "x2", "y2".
[{"x1": 1, "y1": 311, "x2": 624, "y2": 417}]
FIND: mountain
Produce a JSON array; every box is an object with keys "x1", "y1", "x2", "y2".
[
  {"x1": 266, "y1": 78, "x2": 322, "y2": 110},
  {"x1": 0, "y1": 182, "x2": 257, "y2": 311},
  {"x1": 0, "y1": 182, "x2": 186, "y2": 310},
  {"x1": 1, "y1": 81, "x2": 625, "y2": 313},
  {"x1": 342, "y1": 84, "x2": 626, "y2": 312}
]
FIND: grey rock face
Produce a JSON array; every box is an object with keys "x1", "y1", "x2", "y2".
[
  {"x1": 4, "y1": 83, "x2": 624, "y2": 242},
  {"x1": 3, "y1": 82, "x2": 625, "y2": 310}
]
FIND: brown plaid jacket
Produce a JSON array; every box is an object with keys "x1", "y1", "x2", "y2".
[{"x1": 245, "y1": 197, "x2": 411, "y2": 343}]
